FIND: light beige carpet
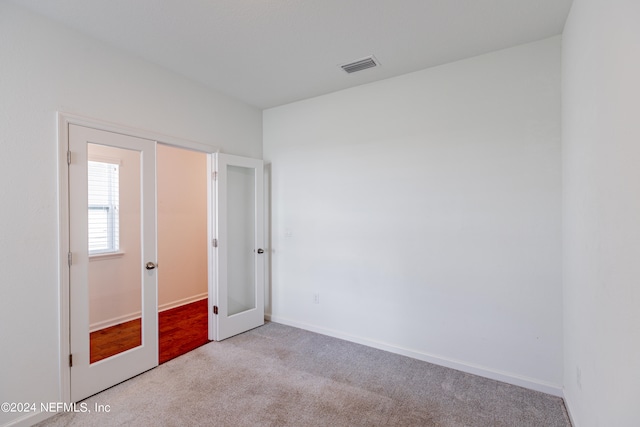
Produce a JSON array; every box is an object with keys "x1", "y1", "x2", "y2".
[{"x1": 38, "y1": 322, "x2": 570, "y2": 426}]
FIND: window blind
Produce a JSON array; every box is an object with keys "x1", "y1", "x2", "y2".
[{"x1": 88, "y1": 160, "x2": 120, "y2": 254}]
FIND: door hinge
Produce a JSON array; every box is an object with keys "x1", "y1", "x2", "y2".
[
  {"x1": 213, "y1": 305, "x2": 218, "y2": 315},
  {"x1": 212, "y1": 238, "x2": 218, "y2": 248},
  {"x1": 212, "y1": 171, "x2": 217, "y2": 180},
  {"x1": 67, "y1": 150, "x2": 71, "y2": 165},
  {"x1": 68, "y1": 251, "x2": 72, "y2": 267},
  {"x1": 69, "y1": 354, "x2": 73, "y2": 367}
]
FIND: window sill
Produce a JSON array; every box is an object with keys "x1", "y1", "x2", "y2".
[{"x1": 89, "y1": 251, "x2": 125, "y2": 261}]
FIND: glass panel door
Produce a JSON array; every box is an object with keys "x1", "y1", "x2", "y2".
[
  {"x1": 69, "y1": 124, "x2": 157, "y2": 402},
  {"x1": 214, "y1": 154, "x2": 264, "y2": 340}
]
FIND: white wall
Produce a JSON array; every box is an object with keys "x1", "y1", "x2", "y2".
[
  {"x1": 264, "y1": 37, "x2": 562, "y2": 393},
  {"x1": 562, "y1": 0, "x2": 640, "y2": 425},
  {"x1": 0, "y1": 1, "x2": 261, "y2": 425},
  {"x1": 157, "y1": 144, "x2": 208, "y2": 311}
]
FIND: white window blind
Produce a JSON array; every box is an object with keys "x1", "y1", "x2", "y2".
[{"x1": 88, "y1": 160, "x2": 120, "y2": 254}]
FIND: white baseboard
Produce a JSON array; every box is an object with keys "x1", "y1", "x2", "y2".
[
  {"x1": 89, "y1": 311, "x2": 141, "y2": 333},
  {"x1": 89, "y1": 293, "x2": 208, "y2": 332},
  {"x1": 563, "y1": 392, "x2": 578, "y2": 426},
  {"x1": 265, "y1": 314, "x2": 564, "y2": 397},
  {"x1": 2, "y1": 409, "x2": 54, "y2": 427},
  {"x1": 158, "y1": 292, "x2": 207, "y2": 313}
]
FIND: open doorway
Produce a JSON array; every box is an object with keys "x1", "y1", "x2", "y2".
[{"x1": 157, "y1": 144, "x2": 210, "y2": 363}]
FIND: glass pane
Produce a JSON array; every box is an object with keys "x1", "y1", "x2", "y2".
[
  {"x1": 88, "y1": 143, "x2": 142, "y2": 363},
  {"x1": 227, "y1": 165, "x2": 256, "y2": 316},
  {"x1": 88, "y1": 161, "x2": 119, "y2": 254}
]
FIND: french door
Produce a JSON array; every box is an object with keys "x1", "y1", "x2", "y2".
[
  {"x1": 66, "y1": 123, "x2": 264, "y2": 402},
  {"x1": 213, "y1": 154, "x2": 265, "y2": 340},
  {"x1": 68, "y1": 124, "x2": 157, "y2": 402}
]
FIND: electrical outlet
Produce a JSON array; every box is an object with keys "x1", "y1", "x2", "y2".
[{"x1": 313, "y1": 293, "x2": 320, "y2": 304}]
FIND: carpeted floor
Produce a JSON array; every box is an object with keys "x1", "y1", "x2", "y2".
[{"x1": 38, "y1": 322, "x2": 571, "y2": 426}]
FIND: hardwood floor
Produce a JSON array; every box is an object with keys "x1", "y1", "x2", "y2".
[
  {"x1": 90, "y1": 318, "x2": 141, "y2": 363},
  {"x1": 158, "y1": 298, "x2": 209, "y2": 364},
  {"x1": 90, "y1": 298, "x2": 209, "y2": 364}
]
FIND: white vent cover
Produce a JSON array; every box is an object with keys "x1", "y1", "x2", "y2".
[{"x1": 340, "y1": 56, "x2": 379, "y2": 74}]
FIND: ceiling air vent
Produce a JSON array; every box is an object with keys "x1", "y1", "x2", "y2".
[{"x1": 340, "y1": 56, "x2": 379, "y2": 74}]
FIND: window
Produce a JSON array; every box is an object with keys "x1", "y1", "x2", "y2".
[{"x1": 88, "y1": 160, "x2": 120, "y2": 254}]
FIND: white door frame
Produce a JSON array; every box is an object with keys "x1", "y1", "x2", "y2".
[{"x1": 57, "y1": 112, "x2": 219, "y2": 403}]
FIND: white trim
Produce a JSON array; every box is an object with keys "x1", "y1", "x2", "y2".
[
  {"x1": 89, "y1": 251, "x2": 125, "y2": 261},
  {"x1": 87, "y1": 293, "x2": 208, "y2": 332},
  {"x1": 57, "y1": 113, "x2": 71, "y2": 405},
  {"x1": 563, "y1": 392, "x2": 578, "y2": 426},
  {"x1": 89, "y1": 311, "x2": 142, "y2": 333},
  {"x1": 207, "y1": 154, "x2": 218, "y2": 341},
  {"x1": 87, "y1": 154, "x2": 121, "y2": 165},
  {"x1": 2, "y1": 410, "x2": 55, "y2": 427},
  {"x1": 265, "y1": 314, "x2": 564, "y2": 397},
  {"x1": 59, "y1": 112, "x2": 220, "y2": 153},
  {"x1": 159, "y1": 293, "x2": 208, "y2": 313}
]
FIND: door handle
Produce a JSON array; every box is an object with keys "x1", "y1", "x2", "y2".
[
  {"x1": 257, "y1": 248, "x2": 264, "y2": 254},
  {"x1": 145, "y1": 262, "x2": 157, "y2": 270}
]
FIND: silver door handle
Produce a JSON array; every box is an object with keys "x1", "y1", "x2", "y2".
[
  {"x1": 145, "y1": 262, "x2": 157, "y2": 270},
  {"x1": 257, "y1": 249, "x2": 264, "y2": 254}
]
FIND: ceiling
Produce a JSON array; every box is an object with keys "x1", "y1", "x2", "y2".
[{"x1": 10, "y1": 0, "x2": 573, "y2": 109}]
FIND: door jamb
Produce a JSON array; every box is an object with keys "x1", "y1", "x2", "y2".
[{"x1": 57, "y1": 112, "x2": 219, "y2": 403}]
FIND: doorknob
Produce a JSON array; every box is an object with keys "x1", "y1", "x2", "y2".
[
  {"x1": 145, "y1": 262, "x2": 157, "y2": 270},
  {"x1": 257, "y1": 248, "x2": 264, "y2": 254}
]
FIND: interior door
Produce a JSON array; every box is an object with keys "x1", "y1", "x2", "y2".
[
  {"x1": 213, "y1": 153, "x2": 265, "y2": 340},
  {"x1": 69, "y1": 124, "x2": 157, "y2": 402}
]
